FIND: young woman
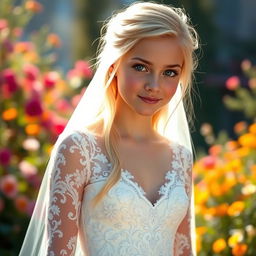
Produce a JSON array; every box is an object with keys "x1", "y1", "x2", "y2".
[{"x1": 19, "y1": 2, "x2": 199, "y2": 256}]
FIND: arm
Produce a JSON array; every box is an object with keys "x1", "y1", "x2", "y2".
[
  {"x1": 47, "y1": 132, "x2": 90, "y2": 256},
  {"x1": 174, "y1": 147, "x2": 196, "y2": 256}
]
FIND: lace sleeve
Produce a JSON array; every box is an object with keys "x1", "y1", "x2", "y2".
[
  {"x1": 174, "y1": 146, "x2": 195, "y2": 256},
  {"x1": 47, "y1": 132, "x2": 91, "y2": 256}
]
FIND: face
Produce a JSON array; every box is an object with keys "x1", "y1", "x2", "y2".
[{"x1": 114, "y1": 36, "x2": 184, "y2": 117}]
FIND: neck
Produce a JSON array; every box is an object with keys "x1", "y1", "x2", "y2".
[{"x1": 113, "y1": 104, "x2": 157, "y2": 143}]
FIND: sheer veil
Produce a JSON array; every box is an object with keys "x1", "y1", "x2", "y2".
[
  {"x1": 19, "y1": 2, "x2": 197, "y2": 255},
  {"x1": 19, "y1": 79, "x2": 196, "y2": 255}
]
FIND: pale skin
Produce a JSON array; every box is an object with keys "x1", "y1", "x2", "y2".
[{"x1": 98, "y1": 35, "x2": 184, "y2": 205}]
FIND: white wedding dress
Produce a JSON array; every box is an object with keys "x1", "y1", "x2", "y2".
[{"x1": 46, "y1": 130, "x2": 193, "y2": 256}]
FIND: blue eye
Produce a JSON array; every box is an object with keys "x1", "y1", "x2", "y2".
[
  {"x1": 133, "y1": 64, "x2": 147, "y2": 72},
  {"x1": 163, "y1": 70, "x2": 177, "y2": 77}
]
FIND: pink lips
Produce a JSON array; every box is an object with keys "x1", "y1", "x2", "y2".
[{"x1": 138, "y1": 95, "x2": 161, "y2": 104}]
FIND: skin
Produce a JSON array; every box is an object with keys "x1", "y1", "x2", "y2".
[
  {"x1": 109, "y1": 35, "x2": 185, "y2": 204},
  {"x1": 113, "y1": 35, "x2": 184, "y2": 141}
]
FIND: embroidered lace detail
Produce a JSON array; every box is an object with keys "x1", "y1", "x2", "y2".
[{"x1": 46, "y1": 130, "x2": 194, "y2": 256}]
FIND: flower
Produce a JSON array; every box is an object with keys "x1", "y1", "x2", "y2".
[
  {"x1": 25, "y1": 124, "x2": 41, "y2": 136},
  {"x1": 2, "y1": 108, "x2": 18, "y2": 121},
  {"x1": 249, "y1": 123, "x2": 256, "y2": 134},
  {"x1": 22, "y1": 138, "x2": 40, "y2": 151},
  {"x1": 232, "y1": 243, "x2": 248, "y2": 256},
  {"x1": 43, "y1": 71, "x2": 59, "y2": 89},
  {"x1": 47, "y1": 33, "x2": 62, "y2": 47},
  {"x1": 2, "y1": 69, "x2": 19, "y2": 94},
  {"x1": 19, "y1": 160, "x2": 38, "y2": 179},
  {"x1": 226, "y1": 76, "x2": 240, "y2": 90},
  {"x1": 0, "y1": 19, "x2": 8, "y2": 31},
  {"x1": 201, "y1": 156, "x2": 216, "y2": 169},
  {"x1": 212, "y1": 238, "x2": 226, "y2": 253},
  {"x1": 238, "y1": 133, "x2": 256, "y2": 149},
  {"x1": 75, "y1": 60, "x2": 93, "y2": 78},
  {"x1": 248, "y1": 77, "x2": 256, "y2": 89},
  {"x1": 0, "y1": 148, "x2": 11, "y2": 166},
  {"x1": 234, "y1": 121, "x2": 247, "y2": 135},
  {"x1": 15, "y1": 195, "x2": 29, "y2": 213},
  {"x1": 227, "y1": 201, "x2": 245, "y2": 216},
  {"x1": 25, "y1": 98, "x2": 43, "y2": 116},
  {"x1": 25, "y1": 1, "x2": 43, "y2": 13},
  {"x1": 23, "y1": 63, "x2": 39, "y2": 81},
  {"x1": 228, "y1": 231, "x2": 243, "y2": 247},
  {"x1": 0, "y1": 175, "x2": 18, "y2": 198}
]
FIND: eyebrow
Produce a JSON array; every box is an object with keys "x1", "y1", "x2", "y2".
[{"x1": 131, "y1": 57, "x2": 182, "y2": 69}]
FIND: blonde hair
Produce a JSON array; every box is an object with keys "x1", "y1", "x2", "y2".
[{"x1": 86, "y1": 1, "x2": 199, "y2": 206}]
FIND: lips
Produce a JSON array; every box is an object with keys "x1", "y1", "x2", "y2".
[{"x1": 138, "y1": 95, "x2": 162, "y2": 104}]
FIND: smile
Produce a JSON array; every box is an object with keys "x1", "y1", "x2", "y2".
[{"x1": 138, "y1": 95, "x2": 162, "y2": 104}]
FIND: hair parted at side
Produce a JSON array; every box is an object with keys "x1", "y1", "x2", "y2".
[{"x1": 83, "y1": 1, "x2": 199, "y2": 206}]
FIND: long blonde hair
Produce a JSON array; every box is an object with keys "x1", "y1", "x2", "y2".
[{"x1": 84, "y1": 1, "x2": 199, "y2": 206}]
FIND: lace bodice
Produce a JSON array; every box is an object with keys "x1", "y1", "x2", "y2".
[{"x1": 47, "y1": 130, "x2": 194, "y2": 256}]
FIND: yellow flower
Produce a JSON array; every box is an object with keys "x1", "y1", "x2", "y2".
[
  {"x1": 232, "y1": 243, "x2": 248, "y2": 256},
  {"x1": 227, "y1": 201, "x2": 245, "y2": 217},
  {"x1": 228, "y1": 232, "x2": 243, "y2": 247},
  {"x1": 238, "y1": 133, "x2": 256, "y2": 149},
  {"x1": 2, "y1": 108, "x2": 18, "y2": 121},
  {"x1": 212, "y1": 238, "x2": 226, "y2": 253}
]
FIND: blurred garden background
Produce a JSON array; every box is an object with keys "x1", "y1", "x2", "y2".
[{"x1": 0, "y1": 0, "x2": 256, "y2": 255}]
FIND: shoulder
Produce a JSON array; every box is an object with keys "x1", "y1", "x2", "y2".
[{"x1": 172, "y1": 142, "x2": 193, "y2": 170}]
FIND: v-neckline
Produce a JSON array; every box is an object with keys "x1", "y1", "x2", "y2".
[{"x1": 90, "y1": 132, "x2": 178, "y2": 208}]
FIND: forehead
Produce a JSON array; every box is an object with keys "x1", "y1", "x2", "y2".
[{"x1": 122, "y1": 36, "x2": 184, "y2": 66}]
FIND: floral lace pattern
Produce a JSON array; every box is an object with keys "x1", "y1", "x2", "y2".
[{"x1": 47, "y1": 130, "x2": 194, "y2": 256}]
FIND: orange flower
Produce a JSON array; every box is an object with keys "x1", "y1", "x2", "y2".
[
  {"x1": 234, "y1": 121, "x2": 247, "y2": 135},
  {"x1": 249, "y1": 78, "x2": 256, "y2": 89},
  {"x1": 212, "y1": 238, "x2": 226, "y2": 253},
  {"x1": 215, "y1": 203, "x2": 229, "y2": 216},
  {"x1": 232, "y1": 243, "x2": 247, "y2": 256},
  {"x1": 15, "y1": 195, "x2": 29, "y2": 213},
  {"x1": 238, "y1": 133, "x2": 256, "y2": 149},
  {"x1": 25, "y1": 1, "x2": 43, "y2": 13},
  {"x1": 249, "y1": 123, "x2": 256, "y2": 134},
  {"x1": 2, "y1": 108, "x2": 18, "y2": 121},
  {"x1": 196, "y1": 226, "x2": 207, "y2": 236},
  {"x1": 227, "y1": 201, "x2": 245, "y2": 216},
  {"x1": 209, "y1": 144, "x2": 222, "y2": 156},
  {"x1": 25, "y1": 124, "x2": 41, "y2": 136},
  {"x1": 47, "y1": 33, "x2": 62, "y2": 47},
  {"x1": 225, "y1": 141, "x2": 239, "y2": 151}
]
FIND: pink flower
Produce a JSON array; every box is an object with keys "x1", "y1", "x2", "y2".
[
  {"x1": 25, "y1": 97, "x2": 43, "y2": 116},
  {"x1": 75, "y1": 60, "x2": 93, "y2": 78},
  {"x1": 43, "y1": 71, "x2": 59, "y2": 89},
  {"x1": 0, "y1": 175, "x2": 18, "y2": 198},
  {"x1": 0, "y1": 19, "x2": 8, "y2": 31},
  {"x1": 71, "y1": 88, "x2": 86, "y2": 107},
  {"x1": 53, "y1": 121, "x2": 67, "y2": 135},
  {"x1": 226, "y1": 76, "x2": 240, "y2": 90},
  {"x1": 13, "y1": 27, "x2": 23, "y2": 38},
  {"x1": 23, "y1": 63, "x2": 39, "y2": 81},
  {"x1": 15, "y1": 195, "x2": 29, "y2": 213},
  {"x1": 56, "y1": 99, "x2": 72, "y2": 113},
  {"x1": 2, "y1": 69, "x2": 19, "y2": 94},
  {"x1": 19, "y1": 160, "x2": 38, "y2": 178},
  {"x1": 0, "y1": 148, "x2": 11, "y2": 166},
  {"x1": 201, "y1": 155, "x2": 216, "y2": 169}
]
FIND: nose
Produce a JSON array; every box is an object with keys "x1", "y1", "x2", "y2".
[{"x1": 144, "y1": 74, "x2": 160, "y2": 92}]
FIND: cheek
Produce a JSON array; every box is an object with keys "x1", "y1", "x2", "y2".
[
  {"x1": 118, "y1": 73, "x2": 142, "y2": 95},
  {"x1": 164, "y1": 82, "x2": 179, "y2": 99}
]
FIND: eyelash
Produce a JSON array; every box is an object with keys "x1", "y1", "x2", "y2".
[{"x1": 132, "y1": 64, "x2": 178, "y2": 77}]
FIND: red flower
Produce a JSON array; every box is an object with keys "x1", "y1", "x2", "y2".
[
  {"x1": 25, "y1": 98, "x2": 43, "y2": 116},
  {"x1": 0, "y1": 148, "x2": 11, "y2": 166},
  {"x1": 2, "y1": 69, "x2": 19, "y2": 94},
  {"x1": 226, "y1": 76, "x2": 240, "y2": 90},
  {"x1": 201, "y1": 155, "x2": 216, "y2": 169},
  {"x1": 43, "y1": 71, "x2": 59, "y2": 89},
  {"x1": 0, "y1": 175, "x2": 18, "y2": 198}
]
